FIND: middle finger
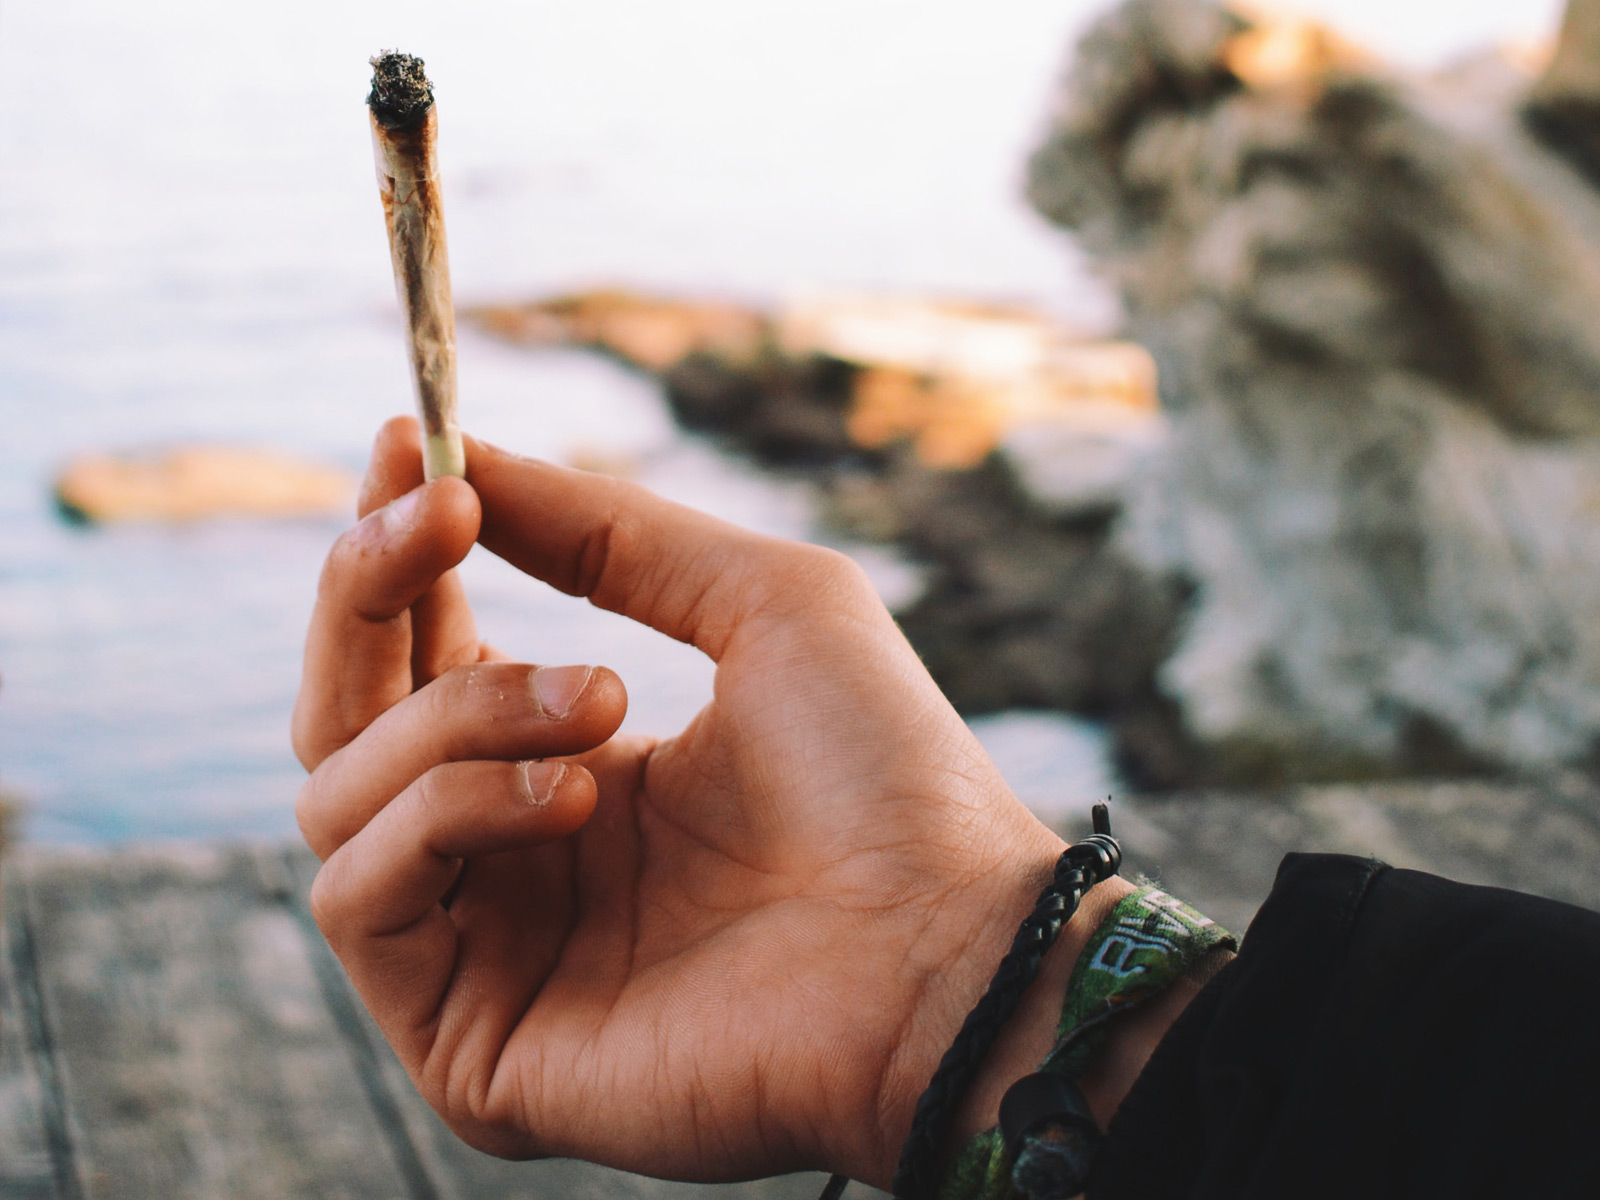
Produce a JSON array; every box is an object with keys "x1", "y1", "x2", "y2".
[{"x1": 297, "y1": 659, "x2": 627, "y2": 858}]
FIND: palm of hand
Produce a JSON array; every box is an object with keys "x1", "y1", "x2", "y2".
[{"x1": 435, "y1": 620, "x2": 1014, "y2": 1182}]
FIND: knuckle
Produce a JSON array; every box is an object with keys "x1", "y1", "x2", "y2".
[
  {"x1": 293, "y1": 776, "x2": 322, "y2": 846},
  {"x1": 293, "y1": 767, "x2": 344, "y2": 860},
  {"x1": 431, "y1": 662, "x2": 531, "y2": 745},
  {"x1": 573, "y1": 485, "x2": 636, "y2": 600},
  {"x1": 732, "y1": 543, "x2": 879, "y2": 637},
  {"x1": 290, "y1": 697, "x2": 344, "y2": 773},
  {"x1": 435, "y1": 660, "x2": 491, "y2": 699},
  {"x1": 290, "y1": 705, "x2": 318, "y2": 771},
  {"x1": 410, "y1": 763, "x2": 453, "y2": 829},
  {"x1": 314, "y1": 516, "x2": 401, "y2": 615},
  {"x1": 417, "y1": 670, "x2": 470, "y2": 756},
  {"x1": 424, "y1": 665, "x2": 488, "y2": 757},
  {"x1": 308, "y1": 857, "x2": 350, "y2": 938},
  {"x1": 793, "y1": 544, "x2": 872, "y2": 600},
  {"x1": 315, "y1": 527, "x2": 365, "y2": 602}
]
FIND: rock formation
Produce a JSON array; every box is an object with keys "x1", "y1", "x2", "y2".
[
  {"x1": 470, "y1": 290, "x2": 1160, "y2": 468},
  {"x1": 1028, "y1": 0, "x2": 1600, "y2": 778}
]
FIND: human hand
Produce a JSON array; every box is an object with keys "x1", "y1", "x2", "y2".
[{"x1": 293, "y1": 417, "x2": 1127, "y2": 1188}]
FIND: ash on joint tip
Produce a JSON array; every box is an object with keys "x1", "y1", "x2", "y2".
[{"x1": 368, "y1": 52, "x2": 434, "y2": 129}]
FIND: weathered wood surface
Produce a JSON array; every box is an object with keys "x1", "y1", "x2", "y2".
[
  {"x1": 0, "y1": 844, "x2": 839, "y2": 1200},
  {"x1": 4, "y1": 779, "x2": 1600, "y2": 1198}
]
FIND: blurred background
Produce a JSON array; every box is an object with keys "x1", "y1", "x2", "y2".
[{"x1": 0, "y1": 0, "x2": 1581, "y2": 844}]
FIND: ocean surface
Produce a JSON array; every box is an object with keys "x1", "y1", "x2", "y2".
[
  {"x1": 0, "y1": 0, "x2": 1559, "y2": 842},
  {"x1": 0, "y1": 0, "x2": 1130, "y2": 843}
]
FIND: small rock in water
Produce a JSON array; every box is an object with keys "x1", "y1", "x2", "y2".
[{"x1": 54, "y1": 446, "x2": 355, "y2": 524}]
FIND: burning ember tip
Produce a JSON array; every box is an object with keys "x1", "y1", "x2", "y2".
[{"x1": 367, "y1": 51, "x2": 434, "y2": 130}]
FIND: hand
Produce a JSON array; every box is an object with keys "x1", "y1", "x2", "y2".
[{"x1": 293, "y1": 417, "x2": 1125, "y2": 1188}]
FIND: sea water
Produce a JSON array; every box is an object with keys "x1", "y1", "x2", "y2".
[{"x1": 0, "y1": 0, "x2": 1167, "y2": 842}]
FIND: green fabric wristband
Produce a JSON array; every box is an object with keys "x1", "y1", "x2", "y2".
[{"x1": 937, "y1": 883, "x2": 1235, "y2": 1200}]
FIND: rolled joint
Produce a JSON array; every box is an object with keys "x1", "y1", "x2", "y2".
[
  {"x1": 423, "y1": 426, "x2": 466, "y2": 482},
  {"x1": 371, "y1": 107, "x2": 439, "y2": 198},
  {"x1": 367, "y1": 49, "x2": 463, "y2": 481}
]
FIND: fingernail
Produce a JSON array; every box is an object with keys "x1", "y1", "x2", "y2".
[
  {"x1": 518, "y1": 760, "x2": 567, "y2": 807},
  {"x1": 529, "y1": 665, "x2": 593, "y2": 719},
  {"x1": 378, "y1": 487, "x2": 424, "y2": 535}
]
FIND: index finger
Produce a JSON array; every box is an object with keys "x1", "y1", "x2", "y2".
[
  {"x1": 292, "y1": 473, "x2": 481, "y2": 770},
  {"x1": 359, "y1": 416, "x2": 495, "y2": 684}
]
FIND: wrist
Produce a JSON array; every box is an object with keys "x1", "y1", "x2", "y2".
[
  {"x1": 863, "y1": 828, "x2": 1067, "y2": 1189},
  {"x1": 876, "y1": 871, "x2": 1234, "y2": 1195},
  {"x1": 946, "y1": 875, "x2": 1136, "y2": 1146},
  {"x1": 867, "y1": 844, "x2": 1136, "y2": 1191}
]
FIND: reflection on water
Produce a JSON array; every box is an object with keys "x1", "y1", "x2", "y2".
[{"x1": 0, "y1": 0, "x2": 1135, "y2": 841}]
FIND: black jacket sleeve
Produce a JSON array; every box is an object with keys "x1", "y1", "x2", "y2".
[{"x1": 1089, "y1": 853, "x2": 1600, "y2": 1199}]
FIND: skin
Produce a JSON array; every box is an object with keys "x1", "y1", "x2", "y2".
[{"x1": 294, "y1": 417, "x2": 1209, "y2": 1189}]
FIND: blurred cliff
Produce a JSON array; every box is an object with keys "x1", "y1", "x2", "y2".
[{"x1": 1024, "y1": 0, "x2": 1600, "y2": 783}]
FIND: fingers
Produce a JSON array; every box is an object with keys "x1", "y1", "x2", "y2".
[
  {"x1": 308, "y1": 755, "x2": 597, "y2": 1042},
  {"x1": 354, "y1": 416, "x2": 427, "y2": 520},
  {"x1": 360, "y1": 417, "x2": 487, "y2": 684},
  {"x1": 464, "y1": 431, "x2": 879, "y2": 660},
  {"x1": 297, "y1": 660, "x2": 627, "y2": 859},
  {"x1": 292, "y1": 467, "x2": 481, "y2": 771}
]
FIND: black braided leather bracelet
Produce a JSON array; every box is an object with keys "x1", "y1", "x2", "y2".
[{"x1": 819, "y1": 803, "x2": 1123, "y2": 1200}]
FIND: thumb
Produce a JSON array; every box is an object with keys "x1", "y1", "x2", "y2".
[{"x1": 464, "y1": 432, "x2": 870, "y2": 661}]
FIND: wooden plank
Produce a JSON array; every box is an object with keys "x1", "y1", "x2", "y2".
[
  {"x1": 0, "y1": 855, "x2": 69, "y2": 1200},
  {"x1": 7, "y1": 778, "x2": 1595, "y2": 1199},
  {"x1": 10, "y1": 843, "x2": 431, "y2": 1200}
]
